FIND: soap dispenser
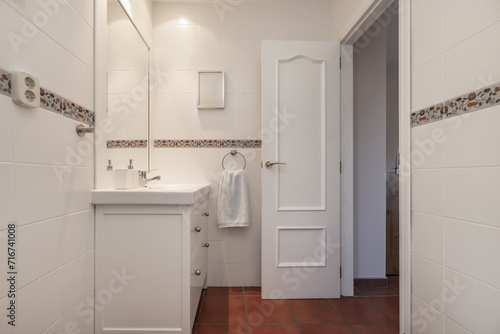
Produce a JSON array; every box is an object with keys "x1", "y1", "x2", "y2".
[{"x1": 115, "y1": 159, "x2": 139, "y2": 190}]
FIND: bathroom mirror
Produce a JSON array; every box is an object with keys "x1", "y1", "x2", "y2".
[
  {"x1": 198, "y1": 71, "x2": 225, "y2": 109},
  {"x1": 105, "y1": 0, "x2": 150, "y2": 171}
]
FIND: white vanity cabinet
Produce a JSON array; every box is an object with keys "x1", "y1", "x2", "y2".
[{"x1": 92, "y1": 185, "x2": 210, "y2": 334}]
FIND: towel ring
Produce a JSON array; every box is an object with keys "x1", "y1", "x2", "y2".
[{"x1": 222, "y1": 150, "x2": 247, "y2": 170}]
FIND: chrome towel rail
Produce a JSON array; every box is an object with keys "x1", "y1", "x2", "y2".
[
  {"x1": 222, "y1": 150, "x2": 247, "y2": 170},
  {"x1": 76, "y1": 124, "x2": 94, "y2": 137}
]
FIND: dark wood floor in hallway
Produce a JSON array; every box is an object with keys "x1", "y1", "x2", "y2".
[{"x1": 192, "y1": 277, "x2": 399, "y2": 334}]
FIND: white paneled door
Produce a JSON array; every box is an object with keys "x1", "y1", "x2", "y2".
[{"x1": 261, "y1": 41, "x2": 341, "y2": 299}]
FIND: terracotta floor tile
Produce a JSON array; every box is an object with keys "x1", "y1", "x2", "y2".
[
  {"x1": 246, "y1": 296, "x2": 296, "y2": 324},
  {"x1": 369, "y1": 297, "x2": 399, "y2": 324},
  {"x1": 205, "y1": 287, "x2": 244, "y2": 296},
  {"x1": 356, "y1": 286, "x2": 399, "y2": 296},
  {"x1": 300, "y1": 324, "x2": 354, "y2": 334},
  {"x1": 288, "y1": 299, "x2": 345, "y2": 324},
  {"x1": 197, "y1": 324, "x2": 250, "y2": 334},
  {"x1": 249, "y1": 325, "x2": 301, "y2": 334},
  {"x1": 388, "y1": 276, "x2": 399, "y2": 291},
  {"x1": 350, "y1": 324, "x2": 399, "y2": 333},
  {"x1": 353, "y1": 288, "x2": 364, "y2": 296},
  {"x1": 330, "y1": 297, "x2": 393, "y2": 325},
  {"x1": 199, "y1": 296, "x2": 247, "y2": 324},
  {"x1": 245, "y1": 287, "x2": 261, "y2": 295}
]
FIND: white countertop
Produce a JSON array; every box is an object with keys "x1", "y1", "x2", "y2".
[{"x1": 91, "y1": 184, "x2": 210, "y2": 205}]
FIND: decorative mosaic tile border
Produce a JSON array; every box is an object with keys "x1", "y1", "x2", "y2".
[
  {"x1": 107, "y1": 140, "x2": 148, "y2": 148},
  {"x1": 154, "y1": 139, "x2": 262, "y2": 148},
  {"x1": 0, "y1": 68, "x2": 94, "y2": 126},
  {"x1": 412, "y1": 83, "x2": 500, "y2": 127}
]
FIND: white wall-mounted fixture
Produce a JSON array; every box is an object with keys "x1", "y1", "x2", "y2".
[
  {"x1": 197, "y1": 70, "x2": 224, "y2": 109},
  {"x1": 11, "y1": 71, "x2": 40, "y2": 109}
]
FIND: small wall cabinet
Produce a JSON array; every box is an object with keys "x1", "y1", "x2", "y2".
[{"x1": 94, "y1": 191, "x2": 209, "y2": 334}]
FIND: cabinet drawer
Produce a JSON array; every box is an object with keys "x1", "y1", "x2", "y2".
[
  {"x1": 190, "y1": 244, "x2": 208, "y2": 328},
  {"x1": 190, "y1": 199, "x2": 208, "y2": 256}
]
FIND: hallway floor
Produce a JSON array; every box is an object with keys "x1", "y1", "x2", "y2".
[{"x1": 192, "y1": 276, "x2": 399, "y2": 334}]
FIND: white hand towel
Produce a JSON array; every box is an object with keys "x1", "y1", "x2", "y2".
[{"x1": 217, "y1": 169, "x2": 250, "y2": 228}]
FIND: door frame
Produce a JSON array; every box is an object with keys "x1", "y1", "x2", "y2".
[{"x1": 339, "y1": 0, "x2": 411, "y2": 333}]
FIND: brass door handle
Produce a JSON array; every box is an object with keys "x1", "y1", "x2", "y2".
[{"x1": 265, "y1": 161, "x2": 287, "y2": 169}]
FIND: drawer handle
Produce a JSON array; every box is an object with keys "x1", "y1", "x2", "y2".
[
  {"x1": 195, "y1": 226, "x2": 202, "y2": 232},
  {"x1": 204, "y1": 212, "x2": 210, "y2": 216},
  {"x1": 195, "y1": 270, "x2": 202, "y2": 276},
  {"x1": 202, "y1": 243, "x2": 210, "y2": 247}
]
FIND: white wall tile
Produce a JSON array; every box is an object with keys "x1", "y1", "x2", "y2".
[
  {"x1": 108, "y1": 70, "x2": 148, "y2": 95},
  {"x1": 444, "y1": 0, "x2": 500, "y2": 51},
  {"x1": 5, "y1": 0, "x2": 63, "y2": 44},
  {"x1": 63, "y1": 2, "x2": 93, "y2": 69},
  {"x1": 208, "y1": 240, "x2": 222, "y2": 264},
  {"x1": 176, "y1": 3, "x2": 200, "y2": 25},
  {"x1": 444, "y1": 167, "x2": 500, "y2": 228},
  {"x1": 106, "y1": 148, "x2": 148, "y2": 172},
  {"x1": 221, "y1": 264, "x2": 246, "y2": 286},
  {"x1": 63, "y1": 210, "x2": 94, "y2": 264},
  {"x1": 0, "y1": 97, "x2": 13, "y2": 163},
  {"x1": 411, "y1": 55, "x2": 445, "y2": 111},
  {"x1": 62, "y1": 251, "x2": 94, "y2": 311},
  {"x1": 153, "y1": 24, "x2": 177, "y2": 48},
  {"x1": 61, "y1": 291, "x2": 94, "y2": 334},
  {"x1": 67, "y1": 0, "x2": 94, "y2": 29},
  {"x1": 63, "y1": 166, "x2": 93, "y2": 215},
  {"x1": 411, "y1": 121, "x2": 446, "y2": 169},
  {"x1": 13, "y1": 13, "x2": 64, "y2": 94},
  {"x1": 0, "y1": 1, "x2": 14, "y2": 70},
  {"x1": 199, "y1": 47, "x2": 222, "y2": 69},
  {"x1": 14, "y1": 268, "x2": 63, "y2": 334},
  {"x1": 445, "y1": 269, "x2": 500, "y2": 333},
  {"x1": 411, "y1": 0, "x2": 444, "y2": 28},
  {"x1": 0, "y1": 231, "x2": 8, "y2": 298},
  {"x1": 0, "y1": 297, "x2": 13, "y2": 334},
  {"x1": 221, "y1": 241, "x2": 247, "y2": 264},
  {"x1": 445, "y1": 219, "x2": 500, "y2": 290},
  {"x1": 105, "y1": 116, "x2": 148, "y2": 139},
  {"x1": 176, "y1": 24, "x2": 199, "y2": 48},
  {"x1": 412, "y1": 296, "x2": 445, "y2": 334},
  {"x1": 412, "y1": 212, "x2": 444, "y2": 264},
  {"x1": 63, "y1": 118, "x2": 94, "y2": 168},
  {"x1": 223, "y1": 43, "x2": 245, "y2": 70},
  {"x1": 108, "y1": 47, "x2": 149, "y2": 71},
  {"x1": 313, "y1": 24, "x2": 333, "y2": 41},
  {"x1": 444, "y1": 106, "x2": 500, "y2": 168},
  {"x1": 153, "y1": 3, "x2": 178, "y2": 27},
  {"x1": 225, "y1": 70, "x2": 245, "y2": 94},
  {"x1": 245, "y1": 264, "x2": 261, "y2": 286},
  {"x1": 207, "y1": 264, "x2": 222, "y2": 286},
  {"x1": 41, "y1": 318, "x2": 62, "y2": 334},
  {"x1": 14, "y1": 164, "x2": 64, "y2": 225},
  {"x1": 175, "y1": 48, "x2": 199, "y2": 70},
  {"x1": 63, "y1": 51, "x2": 93, "y2": 110},
  {"x1": 200, "y1": 24, "x2": 221, "y2": 49},
  {"x1": 412, "y1": 254, "x2": 444, "y2": 306},
  {"x1": 175, "y1": 71, "x2": 197, "y2": 93},
  {"x1": 17, "y1": 218, "x2": 63, "y2": 288},
  {"x1": 412, "y1": 6, "x2": 444, "y2": 70},
  {"x1": 412, "y1": 169, "x2": 444, "y2": 216},
  {"x1": 312, "y1": 2, "x2": 333, "y2": 26},
  {"x1": 445, "y1": 317, "x2": 472, "y2": 334},
  {"x1": 0, "y1": 163, "x2": 13, "y2": 231},
  {"x1": 13, "y1": 107, "x2": 63, "y2": 165},
  {"x1": 444, "y1": 21, "x2": 500, "y2": 101}
]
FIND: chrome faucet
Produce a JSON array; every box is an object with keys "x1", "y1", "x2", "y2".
[{"x1": 138, "y1": 171, "x2": 161, "y2": 187}]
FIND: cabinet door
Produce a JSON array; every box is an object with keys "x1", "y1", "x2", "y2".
[{"x1": 97, "y1": 212, "x2": 183, "y2": 334}]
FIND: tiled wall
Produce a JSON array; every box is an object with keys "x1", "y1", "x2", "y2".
[
  {"x1": 411, "y1": 0, "x2": 500, "y2": 333},
  {"x1": 0, "y1": 1, "x2": 94, "y2": 334},
  {"x1": 151, "y1": 1, "x2": 333, "y2": 286}
]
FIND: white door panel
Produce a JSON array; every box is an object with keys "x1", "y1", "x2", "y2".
[{"x1": 261, "y1": 41, "x2": 341, "y2": 299}]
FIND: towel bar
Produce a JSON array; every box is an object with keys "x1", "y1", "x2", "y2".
[{"x1": 222, "y1": 150, "x2": 247, "y2": 170}]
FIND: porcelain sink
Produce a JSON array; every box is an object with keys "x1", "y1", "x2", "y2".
[{"x1": 91, "y1": 183, "x2": 210, "y2": 205}]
